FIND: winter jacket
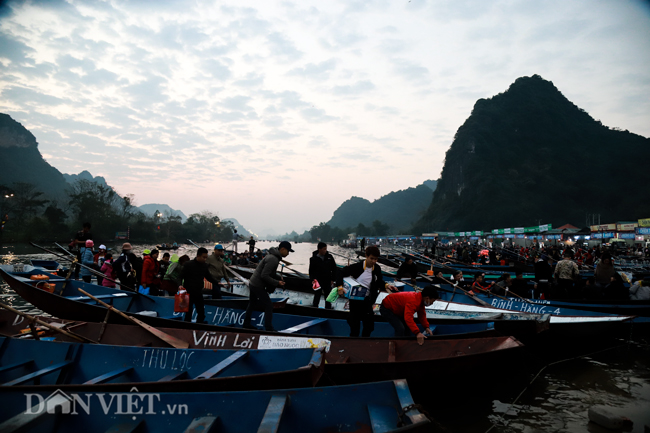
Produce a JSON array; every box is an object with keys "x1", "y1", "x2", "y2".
[
  {"x1": 629, "y1": 282, "x2": 650, "y2": 300},
  {"x1": 249, "y1": 247, "x2": 283, "y2": 289},
  {"x1": 141, "y1": 255, "x2": 161, "y2": 287},
  {"x1": 308, "y1": 250, "x2": 337, "y2": 290},
  {"x1": 336, "y1": 260, "x2": 386, "y2": 303},
  {"x1": 381, "y1": 291, "x2": 430, "y2": 334},
  {"x1": 79, "y1": 247, "x2": 94, "y2": 277},
  {"x1": 100, "y1": 262, "x2": 116, "y2": 288},
  {"x1": 180, "y1": 259, "x2": 219, "y2": 293}
]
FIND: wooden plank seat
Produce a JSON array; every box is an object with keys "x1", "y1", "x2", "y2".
[
  {"x1": 157, "y1": 371, "x2": 187, "y2": 382},
  {"x1": 65, "y1": 293, "x2": 130, "y2": 302},
  {"x1": 258, "y1": 394, "x2": 288, "y2": 433},
  {"x1": 367, "y1": 404, "x2": 399, "y2": 433},
  {"x1": 84, "y1": 367, "x2": 133, "y2": 385},
  {"x1": 0, "y1": 360, "x2": 34, "y2": 374},
  {"x1": 0, "y1": 392, "x2": 71, "y2": 433},
  {"x1": 195, "y1": 350, "x2": 248, "y2": 379},
  {"x1": 183, "y1": 416, "x2": 219, "y2": 433},
  {"x1": 3, "y1": 361, "x2": 73, "y2": 386},
  {"x1": 280, "y1": 318, "x2": 327, "y2": 334}
]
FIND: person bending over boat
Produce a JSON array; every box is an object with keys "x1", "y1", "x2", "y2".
[
  {"x1": 181, "y1": 248, "x2": 221, "y2": 323},
  {"x1": 162, "y1": 254, "x2": 189, "y2": 295},
  {"x1": 380, "y1": 285, "x2": 438, "y2": 345},
  {"x1": 451, "y1": 270, "x2": 469, "y2": 288},
  {"x1": 336, "y1": 246, "x2": 398, "y2": 337},
  {"x1": 242, "y1": 241, "x2": 293, "y2": 331},
  {"x1": 309, "y1": 242, "x2": 337, "y2": 309},
  {"x1": 492, "y1": 273, "x2": 512, "y2": 297},
  {"x1": 206, "y1": 244, "x2": 230, "y2": 299}
]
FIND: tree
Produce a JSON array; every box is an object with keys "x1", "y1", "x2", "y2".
[{"x1": 9, "y1": 182, "x2": 48, "y2": 221}]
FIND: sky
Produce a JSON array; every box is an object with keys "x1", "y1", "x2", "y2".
[{"x1": 0, "y1": 0, "x2": 649, "y2": 237}]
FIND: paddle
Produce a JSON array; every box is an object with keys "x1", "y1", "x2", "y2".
[
  {"x1": 0, "y1": 302, "x2": 97, "y2": 344},
  {"x1": 417, "y1": 271, "x2": 495, "y2": 308},
  {"x1": 76, "y1": 288, "x2": 189, "y2": 349},
  {"x1": 30, "y1": 242, "x2": 134, "y2": 293},
  {"x1": 54, "y1": 242, "x2": 76, "y2": 257}
]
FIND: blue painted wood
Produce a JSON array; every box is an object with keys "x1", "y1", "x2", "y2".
[
  {"x1": 158, "y1": 371, "x2": 187, "y2": 382},
  {"x1": 183, "y1": 417, "x2": 218, "y2": 433},
  {"x1": 257, "y1": 394, "x2": 287, "y2": 433},
  {"x1": 0, "y1": 381, "x2": 430, "y2": 433},
  {"x1": 281, "y1": 318, "x2": 327, "y2": 333},
  {"x1": 0, "y1": 360, "x2": 34, "y2": 374},
  {"x1": 195, "y1": 350, "x2": 248, "y2": 379},
  {"x1": 3, "y1": 361, "x2": 72, "y2": 386},
  {"x1": 105, "y1": 420, "x2": 144, "y2": 433},
  {"x1": 368, "y1": 404, "x2": 398, "y2": 433},
  {"x1": 84, "y1": 367, "x2": 133, "y2": 385}
]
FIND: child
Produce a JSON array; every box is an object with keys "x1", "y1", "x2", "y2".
[{"x1": 100, "y1": 253, "x2": 116, "y2": 288}]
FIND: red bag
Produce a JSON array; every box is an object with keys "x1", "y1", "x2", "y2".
[
  {"x1": 174, "y1": 288, "x2": 189, "y2": 313},
  {"x1": 312, "y1": 279, "x2": 321, "y2": 290}
]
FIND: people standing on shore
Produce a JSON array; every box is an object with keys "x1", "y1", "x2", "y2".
[
  {"x1": 337, "y1": 245, "x2": 398, "y2": 337},
  {"x1": 181, "y1": 248, "x2": 220, "y2": 323},
  {"x1": 243, "y1": 241, "x2": 293, "y2": 331},
  {"x1": 206, "y1": 244, "x2": 230, "y2": 299},
  {"x1": 309, "y1": 242, "x2": 337, "y2": 308}
]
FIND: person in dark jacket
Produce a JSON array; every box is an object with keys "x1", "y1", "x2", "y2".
[
  {"x1": 336, "y1": 245, "x2": 398, "y2": 337},
  {"x1": 397, "y1": 257, "x2": 418, "y2": 284},
  {"x1": 181, "y1": 247, "x2": 220, "y2": 323},
  {"x1": 309, "y1": 242, "x2": 338, "y2": 308},
  {"x1": 113, "y1": 243, "x2": 137, "y2": 291},
  {"x1": 242, "y1": 241, "x2": 293, "y2": 331}
]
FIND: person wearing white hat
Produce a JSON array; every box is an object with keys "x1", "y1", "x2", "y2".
[{"x1": 94, "y1": 244, "x2": 108, "y2": 285}]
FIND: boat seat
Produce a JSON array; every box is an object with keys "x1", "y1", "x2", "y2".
[
  {"x1": 158, "y1": 371, "x2": 187, "y2": 382},
  {"x1": 196, "y1": 350, "x2": 248, "y2": 379},
  {"x1": 0, "y1": 392, "x2": 71, "y2": 433},
  {"x1": 66, "y1": 293, "x2": 130, "y2": 302},
  {"x1": 367, "y1": 404, "x2": 399, "y2": 433},
  {"x1": 393, "y1": 379, "x2": 427, "y2": 426},
  {"x1": 258, "y1": 394, "x2": 288, "y2": 433},
  {"x1": 0, "y1": 360, "x2": 34, "y2": 374},
  {"x1": 105, "y1": 420, "x2": 144, "y2": 433},
  {"x1": 184, "y1": 416, "x2": 218, "y2": 433},
  {"x1": 3, "y1": 361, "x2": 73, "y2": 386},
  {"x1": 280, "y1": 318, "x2": 327, "y2": 334},
  {"x1": 159, "y1": 315, "x2": 183, "y2": 320},
  {"x1": 84, "y1": 367, "x2": 133, "y2": 385}
]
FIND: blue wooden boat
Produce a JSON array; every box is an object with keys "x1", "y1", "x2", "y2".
[
  {"x1": 0, "y1": 379, "x2": 432, "y2": 433},
  {"x1": 0, "y1": 268, "x2": 499, "y2": 340},
  {"x1": 29, "y1": 260, "x2": 62, "y2": 271},
  {"x1": 0, "y1": 336, "x2": 324, "y2": 393}
]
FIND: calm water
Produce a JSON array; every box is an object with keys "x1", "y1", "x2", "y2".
[{"x1": 1, "y1": 241, "x2": 649, "y2": 432}]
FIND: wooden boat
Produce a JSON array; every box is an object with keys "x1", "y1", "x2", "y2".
[
  {"x1": 0, "y1": 269, "x2": 500, "y2": 340},
  {"x1": 29, "y1": 260, "x2": 61, "y2": 271},
  {"x1": 157, "y1": 245, "x2": 179, "y2": 250},
  {"x1": 229, "y1": 264, "x2": 314, "y2": 293},
  {"x1": 0, "y1": 336, "x2": 324, "y2": 393},
  {"x1": 0, "y1": 379, "x2": 432, "y2": 433},
  {"x1": 0, "y1": 309, "x2": 524, "y2": 388}
]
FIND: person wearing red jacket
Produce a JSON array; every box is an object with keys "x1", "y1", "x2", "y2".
[
  {"x1": 141, "y1": 249, "x2": 162, "y2": 296},
  {"x1": 379, "y1": 285, "x2": 438, "y2": 345}
]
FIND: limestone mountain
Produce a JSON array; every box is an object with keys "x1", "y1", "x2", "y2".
[
  {"x1": 0, "y1": 113, "x2": 69, "y2": 198},
  {"x1": 413, "y1": 75, "x2": 650, "y2": 232},
  {"x1": 327, "y1": 182, "x2": 436, "y2": 232},
  {"x1": 63, "y1": 170, "x2": 108, "y2": 187}
]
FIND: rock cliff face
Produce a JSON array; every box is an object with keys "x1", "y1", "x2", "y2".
[
  {"x1": 0, "y1": 113, "x2": 69, "y2": 197},
  {"x1": 414, "y1": 75, "x2": 650, "y2": 232}
]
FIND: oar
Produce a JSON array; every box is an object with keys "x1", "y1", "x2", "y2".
[
  {"x1": 225, "y1": 266, "x2": 251, "y2": 287},
  {"x1": 30, "y1": 243, "x2": 133, "y2": 293},
  {"x1": 0, "y1": 302, "x2": 97, "y2": 344},
  {"x1": 54, "y1": 242, "x2": 76, "y2": 257},
  {"x1": 76, "y1": 288, "x2": 189, "y2": 349}
]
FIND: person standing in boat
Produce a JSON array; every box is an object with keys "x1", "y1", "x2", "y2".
[
  {"x1": 181, "y1": 248, "x2": 221, "y2": 323},
  {"x1": 248, "y1": 236, "x2": 256, "y2": 254},
  {"x1": 553, "y1": 249, "x2": 579, "y2": 299},
  {"x1": 113, "y1": 242, "x2": 137, "y2": 291},
  {"x1": 397, "y1": 257, "x2": 418, "y2": 284},
  {"x1": 380, "y1": 285, "x2": 438, "y2": 345},
  {"x1": 336, "y1": 246, "x2": 398, "y2": 337},
  {"x1": 72, "y1": 222, "x2": 93, "y2": 280},
  {"x1": 232, "y1": 230, "x2": 240, "y2": 253},
  {"x1": 79, "y1": 239, "x2": 95, "y2": 283},
  {"x1": 242, "y1": 241, "x2": 293, "y2": 332},
  {"x1": 206, "y1": 244, "x2": 230, "y2": 299},
  {"x1": 100, "y1": 253, "x2": 116, "y2": 288},
  {"x1": 469, "y1": 273, "x2": 493, "y2": 294},
  {"x1": 141, "y1": 249, "x2": 162, "y2": 296},
  {"x1": 159, "y1": 252, "x2": 171, "y2": 277},
  {"x1": 309, "y1": 242, "x2": 337, "y2": 308}
]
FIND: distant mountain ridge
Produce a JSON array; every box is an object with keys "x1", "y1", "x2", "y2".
[
  {"x1": 414, "y1": 75, "x2": 650, "y2": 232},
  {"x1": 63, "y1": 170, "x2": 108, "y2": 186},
  {"x1": 138, "y1": 204, "x2": 188, "y2": 222},
  {"x1": 327, "y1": 181, "x2": 437, "y2": 231}
]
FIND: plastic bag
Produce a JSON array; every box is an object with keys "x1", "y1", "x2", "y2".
[
  {"x1": 326, "y1": 287, "x2": 339, "y2": 303},
  {"x1": 312, "y1": 279, "x2": 321, "y2": 291},
  {"x1": 138, "y1": 285, "x2": 150, "y2": 295},
  {"x1": 175, "y1": 288, "x2": 189, "y2": 313}
]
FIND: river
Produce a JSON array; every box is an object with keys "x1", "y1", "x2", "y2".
[{"x1": 1, "y1": 241, "x2": 648, "y2": 432}]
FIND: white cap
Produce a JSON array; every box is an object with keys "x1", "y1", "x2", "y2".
[{"x1": 99, "y1": 244, "x2": 107, "y2": 250}]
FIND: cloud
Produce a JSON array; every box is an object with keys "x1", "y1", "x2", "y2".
[
  {"x1": 1, "y1": 86, "x2": 65, "y2": 106},
  {"x1": 300, "y1": 107, "x2": 337, "y2": 123},
  {"x1": 261, "y1": 129, "x2": 299, "y2": 140},
  {"x1": 391, "y1": 59, "x2": 430, "y2": 85},
  {"x1": 287, "y1": 58, "x2": 337, "y2": 80},
  {"x1": 220, "y1": 144, "x2": 254, "y2": 153},
  {"x1": 332, "y1": 80, "x2": 375, "y2": 96},
  {"x1": 221, "y1": 95, "x2": 254, "y2": 112},
  {"x1": 201, "y1": 59, "x2": 232, "y2": 81},
  {"x1": 266, "y1": 32, "x2": 303, "y2": 62}
]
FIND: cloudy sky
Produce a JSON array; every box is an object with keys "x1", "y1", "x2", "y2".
[{"x1": 1, "y1": 0, "x2": 649, "y2": 236}]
